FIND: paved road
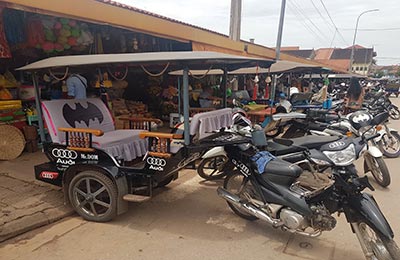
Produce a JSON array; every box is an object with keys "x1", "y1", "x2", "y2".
[{"x1": 1, "y1": 98, "x2": 400, "y2": 260}]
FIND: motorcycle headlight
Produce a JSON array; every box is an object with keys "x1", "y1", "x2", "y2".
[
  {"x1": 323, "y1": 144, "x2": 356, "y2": 166},
  {"x1": 358, "y1": 126, "x2": 376, "y2": 137}
]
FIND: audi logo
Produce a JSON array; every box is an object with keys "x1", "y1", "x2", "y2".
[
  {"x1": 328, "y1": 141, "x2": 345, "y2": 149},
  {"x1": 52, "y1": 148, "x2": 78, "y2": 159},
  {"x1": 146, "y1": 157, "x2": 167, "y2": 166}
]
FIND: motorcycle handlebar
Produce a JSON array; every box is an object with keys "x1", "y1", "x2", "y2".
[{"x1": 365, "y1": 133, "x2": 380, "y2": 142}]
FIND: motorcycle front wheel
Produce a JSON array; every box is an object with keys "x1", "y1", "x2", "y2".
[
  {"x1": 388, "y1": 106, "x2": 400, "y2": 120},
  {"x1": 378, "y1": 131, "x2": 400, "y2": 158},
  {"x1": 223, "y1": 170, "x2": 258, "y2": 221},
  {"x1": 353, "y1": 221, "x2": 400, "y2": 260},
  {"x1": 197, "y1": 156, "x2": 230, "y2": 180},
  {"x1": 364, "y1": 155, "x2": 391, "y2": 188}
]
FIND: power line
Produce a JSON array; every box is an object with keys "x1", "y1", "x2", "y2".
[
  {"x1": 377, "y1": 57, "x2": 400, "y2": 60},
  {"x1": 288, "y1": 0, "x2": 331, "y2": 45},
  {"x1": 290, "y1": 0, "x2": 330, "y2": 40},
  {"x1": 329, "y1": 28, "x2": 337, "y2": 48},
  {"x1": 318, "y1": 0, "x2": 349, "y2": 46},
  {"x1": 286, "y1": 1, "x2": 327, "y2": 45},
  {"x1": 339, "y1": 27, "x2": 400, "y2": 31},
  {"x1": 309, "y1": 0, "x2": 334, "y2": 33}
]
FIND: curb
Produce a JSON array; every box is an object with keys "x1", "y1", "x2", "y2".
[{"x1": 0, "y1": 204, "x2": 74, "y2": 243}]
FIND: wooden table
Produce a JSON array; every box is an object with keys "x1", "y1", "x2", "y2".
[{"x1": 247, "y1": 107, "x2": 276, "y2": 124}]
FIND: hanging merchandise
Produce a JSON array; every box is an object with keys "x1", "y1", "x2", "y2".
[
  {"x1": 3, "y1": 8, "x2": 26, "y2": 46},
  {"x1": 0, "y1": 7, "x2": 12, "y2": 58},
  {"x1": 27, "y1": 17, "x2": 45, "y2": 49},
  {"x1": 31, "y1": 16, "x2": 93, "y2": 54},
  {"x1": 264, "y1": 76, "x2": 271, "y2": 99}
]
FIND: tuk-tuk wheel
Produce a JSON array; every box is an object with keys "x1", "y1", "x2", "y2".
[{"x1": 68, "y1": 170, "x2": 118, "y2": 222}]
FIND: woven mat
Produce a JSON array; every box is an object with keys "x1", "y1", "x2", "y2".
[{"x1": 0, "y1": 125, "x2": 25, "y2": 160}]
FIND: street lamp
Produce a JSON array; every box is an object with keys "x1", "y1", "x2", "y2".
[{"x1": 349, "y1": 9, "x2": 379, "y2": 72}]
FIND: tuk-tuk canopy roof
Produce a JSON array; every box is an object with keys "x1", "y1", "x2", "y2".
[
  {"x1": 17, "y1": 51, "x2": 274, "y2": 72},
  {"x1": 169, "y1": 60, "x2": 330, "y2": 76}
]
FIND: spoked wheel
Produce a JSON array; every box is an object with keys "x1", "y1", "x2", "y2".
[
  {"x1": 378, "y1": 131, "x2": 400, "y2": 158},
  {"x1": 197, "y1": 156, "x2": 230, "y2": 180},
  {"x1": 68, "y1": 171, "x2": 117, "y2": 222},
  {"x1": 353, "y1": 221, "x2": 400, "y2": 260},
  {"x1": 364, "y1": 155, "x2": 391, "y2": 188},
  {"x1": 388, "y1": 107, "x2": 400, "y2": 120},
  {"x1": 223, "y1": 170, "x2": 258, "y2": 221}
]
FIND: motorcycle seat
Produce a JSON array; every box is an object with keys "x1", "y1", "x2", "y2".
[
  {"x1": 274, "y1": 135, "x2": 340, "y2": 150},
  {"x1": 261, "y1": 158, "x2": 302, "y2": 178},
  {"x1": 328, "y1": 125, "x2": 349, "y2": 134},
  {"x1": 266, "y1": 141, "x2": 306, "y2": 156}
]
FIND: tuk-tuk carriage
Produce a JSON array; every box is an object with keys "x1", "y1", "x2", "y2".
[{"x1": 17, "y1": 51, "x2": 273, "y2": 221}]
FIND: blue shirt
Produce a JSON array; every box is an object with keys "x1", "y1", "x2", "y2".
[{"x1": 66, "y1": 74, "x2": 87, "y2": 99}]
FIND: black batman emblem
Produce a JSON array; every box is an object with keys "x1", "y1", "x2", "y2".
[{"x1": 62, "y1": 102, "x2": 104, "y2": 128}]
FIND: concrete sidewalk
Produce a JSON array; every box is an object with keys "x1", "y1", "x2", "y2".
[{"x1": 0, "y1": 152, "x2": 73, "y2": 242}]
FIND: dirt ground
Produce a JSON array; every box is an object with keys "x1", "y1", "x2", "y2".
[{"x1": 1, "y1": 98, "x2": 400, "y2": 260}]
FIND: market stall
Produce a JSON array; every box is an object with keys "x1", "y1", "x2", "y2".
[{"x1": 17, "y1": 51, "x2": 274, "y2": 145}]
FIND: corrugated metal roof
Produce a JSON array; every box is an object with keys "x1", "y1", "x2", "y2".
[
  {"x1": 16, "y1": 51, "x2": 274, "y2": 71},
  {"x1": 282, "y1": 49, "x2": 314, "y2": 59}
]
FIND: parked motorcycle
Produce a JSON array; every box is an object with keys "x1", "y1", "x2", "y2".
[
  {"x1": 366, "y1": 91, "x2": 400, "y2": 120},
  {"x1": 308, "y1": 111, "x2": 392, "y2": 187},
  {"x1": 217, "y1": 113, "x2": 399, "y2": 259}
]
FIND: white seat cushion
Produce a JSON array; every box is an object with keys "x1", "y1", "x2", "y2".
[{"x1": 92, "y1": 130, "x2": 148, "y2": 161}]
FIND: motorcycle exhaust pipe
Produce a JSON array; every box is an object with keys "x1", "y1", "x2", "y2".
[{"x1": 217, "y1": 187, "x2": 282, "y2": 228}]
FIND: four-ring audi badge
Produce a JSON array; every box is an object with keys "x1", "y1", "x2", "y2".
[
  {"x1": 146, "y1": 157, "x2": 167, "y2": 166},
  {"x1": 328, "y1": 141, "x2": 346, "y2": 149},
  {"x1": 52, "y1": 148, "x2": 78, "y2": 159}
]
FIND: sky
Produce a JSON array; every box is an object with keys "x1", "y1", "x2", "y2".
[{"x1": 115, "y1": 0, "x2": 400, "y2": 66}]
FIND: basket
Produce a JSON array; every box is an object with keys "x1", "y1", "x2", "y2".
[{"x1": 0, "y1": 125, "x2": 26, "y2": 160}]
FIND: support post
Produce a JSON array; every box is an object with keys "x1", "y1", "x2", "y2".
[
  {"x1": 222, "y1": 67, "x2": 227, "y2": 108},
  {"x1": 182, "y1": 67, "x2": 190, "y2": 145},
  {"x1": 270, "y1": 0, "x2": 286, "y2": 102},
  {"x1": 32, "y1": 73, "x2": 46, "y2": 143}
]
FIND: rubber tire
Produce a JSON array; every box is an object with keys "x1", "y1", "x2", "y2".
[
  {"x1": 356, "y1": 221, "x2": 400, "y2": 260},
  {"x1": 223, "y1": 170, "x2": 258, "y2": 221},
  {"x1": 378, "y1": 131, "x2": 400, "y2": 158},
  {"x1": 68, "y1": 171, "x2": 118, "y2": 222},
  {"x1": 197, "y1": 156, "x2": 229, "y2": 180},
  {"x1": 389, "y1": 107, "x2": 400, "y2": 120},
  {"x1": 366, "y1": 156, "x2": 391, "y2": 188}
]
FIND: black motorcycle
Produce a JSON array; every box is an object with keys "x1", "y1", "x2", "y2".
[{"x1": 217, "y1": 112, "x2": 399, "y2": 260}]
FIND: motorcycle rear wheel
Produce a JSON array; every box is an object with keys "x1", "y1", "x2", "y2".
[
  {"x1": 354, "y1": 221, "x2": 400, "y2": 260},
  {"x1": 223, "y1": 170, "x2": 258, "y2": 221},
  {"x1": 364, "y1": 155, "x2": 391, "y2": 188},
  {"x1": 378, "y1": 131, "x2": 400, "y2": 158}
]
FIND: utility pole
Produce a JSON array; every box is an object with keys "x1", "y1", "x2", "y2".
[
  {"x1": 349, "y1": 9, "x2": 379, "y2": 72},
  {"x1": 270, "y1": 0, "x2": 286, "y2": 102},
  {"x1": 229, "y1": 0, "x2": 242, "y2": 41}
]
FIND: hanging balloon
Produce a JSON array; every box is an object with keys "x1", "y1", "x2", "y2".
[
  {"x1": 68, "y1": 20, "x2": 77, "y2": 27},
  {"x1": 54, "y1": 22, "x2": 62, "y2": 30}
]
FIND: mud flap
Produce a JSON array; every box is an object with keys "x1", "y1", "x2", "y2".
[
  {"x1": 115, "y1": 176, "x2": 129, "y2": 216},
  {"x1": 347, "y1": 193, "x2": 394, "y2": 239}
]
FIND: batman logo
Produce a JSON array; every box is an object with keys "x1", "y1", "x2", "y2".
[
  {"x1": 352, "y1": 113, "x2": 371, "y2": 123},
  {"x1": 62, "y1": 102, "x2": 104, "y2": 128}
]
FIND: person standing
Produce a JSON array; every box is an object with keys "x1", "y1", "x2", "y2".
[
  {"x1": 344, "y1": 77, "x2": 364, "y2": 114},
  {"x1": 66, "y1": 74, "x2": 87, "y2": 99}
]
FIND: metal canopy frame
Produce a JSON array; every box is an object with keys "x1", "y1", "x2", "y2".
[{"x1": 17, "y1": 51, "x2": 274, "y2": 145}]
